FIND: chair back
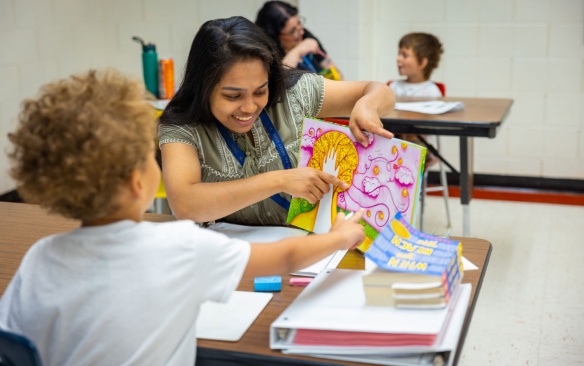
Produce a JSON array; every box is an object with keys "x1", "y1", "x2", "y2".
[{"x1": 0, "y1": 330, "x2": 43, "y2": 366}]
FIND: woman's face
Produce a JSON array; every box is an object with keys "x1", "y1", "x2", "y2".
[
  {"x1": 278, "y1": 15, "x2": 305, "y2": 52},
  {"x1": 210, "y1": 59, "x2": 269, "y2": 133}
]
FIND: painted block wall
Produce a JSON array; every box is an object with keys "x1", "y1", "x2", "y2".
[{"x1": 0, "y1": 0, "x2": 582, "y2": 194}]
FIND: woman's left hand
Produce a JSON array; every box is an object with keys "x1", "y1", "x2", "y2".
[{"x1": 318, "y1": 80, "x2": 395, "y2": 147}]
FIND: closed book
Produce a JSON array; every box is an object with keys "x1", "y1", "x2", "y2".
[{"x1": 364, "y1": 213, "x2": 463, "y2": 308}]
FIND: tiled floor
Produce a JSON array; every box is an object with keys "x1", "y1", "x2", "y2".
[{"x1": 422, "y1": 196, "x2": 584, "y2": 365}]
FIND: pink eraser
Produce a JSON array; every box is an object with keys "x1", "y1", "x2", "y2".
[{"x1": 289, "y1": 277, "x2": 313, "y2": 287}]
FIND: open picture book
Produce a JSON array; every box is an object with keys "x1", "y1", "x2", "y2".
[{"x1": 286, "y1": 117, "x2": 427, "y2": 252}]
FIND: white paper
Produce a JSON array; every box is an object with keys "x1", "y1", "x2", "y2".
[
  {"x1": 461, "y1": 256, "x2": 478, "y2": 271},
  {"x1": 271, "y1": 270, "x2": 470, "y2": 346},
  {"x1": 208, "y1": 222, "x2": 307, "y2": 243},
  {"x1": 208, "y1": 222, "x2": 341, "y2": 277},
  {"x1": 290, "y1": 249, "x2": 348, "y2": 277},
  {"x1": 197, "y1": 291, "x2": 272, "y2": 341},
  {"x1": 271, "y1": 269, "x2": 471, "y2": 366},
  {"x1": 395, "y1": 101, "x2": 464, "y2": 115}
]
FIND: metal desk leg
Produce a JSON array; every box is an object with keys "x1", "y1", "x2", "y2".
[{"x1": 459, "y1": 137, "x2": 474, "y2": 236}]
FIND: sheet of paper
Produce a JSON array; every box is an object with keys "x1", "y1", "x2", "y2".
[
  {"x1": 282, "y1": 284, "x2": 470, "y2": 366},
  {"x1": 208, "y1": 222, "x2": 340, "y2": 276},
  {"x1": 291, "y1": 249, "x2": 348, "y2": 277},
  {"x1": 196, "y1": 291, "x2": 272, "y2": 341},
  {"x1": 208, "y1": 222, "x2": 307, "y2": 242},
  {"x1": 271, "y1": 269, "x2": 471, "y2": 356},
  {"x1": 461, "y1": 256, "x2": 478, "y2": 271},
  {"x1": 395, "y1": 101, "x2": 464, "y2": 115}
]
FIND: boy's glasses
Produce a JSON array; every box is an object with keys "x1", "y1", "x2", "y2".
[{"x1": 280, "y1": 16, "x2": 306, "y2": 38}]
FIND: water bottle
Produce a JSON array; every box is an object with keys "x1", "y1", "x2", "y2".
[{"x1": 132, "y1": 36, "x2": 159, "y2": 98}]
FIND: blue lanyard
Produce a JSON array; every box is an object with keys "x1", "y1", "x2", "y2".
[
  {"x1": 215, "y1": 110, "x2": 291, "y2": 210},
  {"x1": 300, "y1": 55, "x2": 318, "y2": 73}
]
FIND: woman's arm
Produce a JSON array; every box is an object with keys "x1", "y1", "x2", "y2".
[
  {"x1": 282, "y1": 38, "x2": 321, "y2": 68},
  {"x1": 160, "y1": 142, "x2": 349, "y2": 222},
  {"x1": 317, "y1": 79, "x2": 395, "y2": 147}
]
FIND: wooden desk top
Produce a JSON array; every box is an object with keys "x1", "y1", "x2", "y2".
[
  {"x1": 0, "y1": 202, "x2": 492, "y2": 366},
  {"x1": 384, "y1": 97, "x2": 513, "y2": 138}
]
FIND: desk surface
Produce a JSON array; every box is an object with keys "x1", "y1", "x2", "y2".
[
  {"x1": 0, "y1": 202, "x2": 492, "y2": 366},
  {"x1": 383, "y1": 97, "x2": 513, "y2": 138}
]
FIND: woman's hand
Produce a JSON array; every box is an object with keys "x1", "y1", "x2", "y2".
[
  {"x1": 318, "y1": 80, "x2": 395, "y2": 147},
  {"x1": 279, "y1": 167, "x2": 348, "y2": 204},
  {"x1": 349, "y1": 95, "x2": 394, "y2": 147},
  {"x1": 282, "y1": 38, "x2": 321, "y2": 68}
]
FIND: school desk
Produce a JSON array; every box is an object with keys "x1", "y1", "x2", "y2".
[
  {"x1": 0, "y1": 201, "x2": 492, "y2": 366},
  {"x1": 384, "y1": 97, "x2": 513, "y2": 237}
]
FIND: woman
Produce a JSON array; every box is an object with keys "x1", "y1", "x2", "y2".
[
  {"x1": 159, "y1": 16, "x2": 394, "y2": 225},
  {"x1": 256, "y1": 1, "x2": 342, "y2": 78}
]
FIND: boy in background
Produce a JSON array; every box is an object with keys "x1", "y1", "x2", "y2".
[
  {"x1": 389, "y1": 32, "x2": 444, "y2": 98},
  {"x1": 0, "y1": 69, "x2": 365, "y2": 366},
  {"x1": 389, "y1": 32, "x2": 444, "y2": 165}
]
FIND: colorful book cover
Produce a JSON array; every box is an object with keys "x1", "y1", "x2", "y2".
[
  {"x1": 286, "y1": 118, "x2": 427, "y2": 252},
  {"x1": 365, "y1": 212, "x2": 463, "y2": 301}
]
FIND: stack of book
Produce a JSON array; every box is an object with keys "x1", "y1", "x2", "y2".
[{"x1": 363, "y1": 212, "x2": 463, "y2": 309}]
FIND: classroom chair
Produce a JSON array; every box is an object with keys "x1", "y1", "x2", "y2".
[
  {"x1": 387, "y1": 80, "x2": 452, "y2": 236},
  {"x1": 153, "y1": 178, "x2": 170, "y2": 214},
  {"x1": 0, "y1": 330, "x2": 43, "y2": 366}
]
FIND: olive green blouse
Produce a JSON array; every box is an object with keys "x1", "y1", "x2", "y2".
[{"x1": 158, "y1": 73, "x2": 325, "y2": 225}]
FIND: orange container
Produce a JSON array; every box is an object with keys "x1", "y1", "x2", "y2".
[{"x1": 158, "y1": 58, "x2": 175, "y2": 99}]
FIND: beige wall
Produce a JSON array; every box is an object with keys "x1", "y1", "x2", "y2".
[
  {"x1": 0, "y1": 0, "x2": 582, "y2": 193},
  {"x1": 301, "y1": 0, "x2": 584, "y2": 180}
]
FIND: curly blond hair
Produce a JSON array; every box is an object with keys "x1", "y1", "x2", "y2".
[{"x1": 8, "y1": 68, "x2": 157, "y2": 221}]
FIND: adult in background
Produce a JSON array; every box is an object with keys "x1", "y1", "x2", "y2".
[
  {"x1": 256, "y1": 0, "x2": 343, "y2": 79},
  {"x1": 158, "y1": 16, "x2": 394, "y2": 226}
]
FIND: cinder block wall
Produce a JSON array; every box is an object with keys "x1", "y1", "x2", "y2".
[{"x1": 0, "y1": 0, "x2": 582, "y2": 193}]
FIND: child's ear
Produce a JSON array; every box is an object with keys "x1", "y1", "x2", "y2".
[
  {"x1": 419, "y1": 57, "x2": 428, "y2": 70},
  {"x1": 128, "y1": 168, "x2": 144, "y2": 198}
]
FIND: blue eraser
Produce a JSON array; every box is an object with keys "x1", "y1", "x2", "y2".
[{"x1": 254, "y1": 276, "x2": 282, "y2": 292}]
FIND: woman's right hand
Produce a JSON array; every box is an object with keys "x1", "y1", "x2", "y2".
[
  {"x1": 282, "y1": 38, "x2": 321, "y2": 68},
  {"x1": 330, "y1": 209, "x2": 366, "y2": 249},
  {"x1": 294, "y1": 38, "x2": 320, "y2": 57},
  {"x1": 279, "y1": 167, "x2": 348, "y2": 204}
]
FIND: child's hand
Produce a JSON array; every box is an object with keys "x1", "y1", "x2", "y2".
[{"x1": 330, "y1": 209, "x2": 366, "y2": 249}]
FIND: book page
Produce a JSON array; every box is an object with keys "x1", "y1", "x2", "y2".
[{"x1": 287, "y1": 118, "x2": 427, "y2": 252}]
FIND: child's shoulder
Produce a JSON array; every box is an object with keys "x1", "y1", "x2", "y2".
[{"x1": 390, "y1": 80, "x2": 442, "y2": 98}]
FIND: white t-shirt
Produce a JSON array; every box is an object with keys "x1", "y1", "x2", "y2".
[
  {"x1": 389, "y1": 80, "x2": 443, "y2": 98},
  {"x1": 0, "y1": 220, "x2": 250, "y2": 366}
]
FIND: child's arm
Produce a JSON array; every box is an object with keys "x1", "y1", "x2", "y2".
[{"x1": 242, "y1": 210, "x2": 366, "y2": 278}]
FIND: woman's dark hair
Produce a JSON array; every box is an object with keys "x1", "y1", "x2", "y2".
[
  {"x1": 255, "y1": 1, "x2": 298, "y2": 58},
  {"x1": 161, "y1": 16, "x2": 290, "y2": 127}
]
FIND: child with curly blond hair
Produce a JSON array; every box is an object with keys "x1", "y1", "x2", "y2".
[{"x1": 0, "y1": 68, "x2": 365, "y2": 366}]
